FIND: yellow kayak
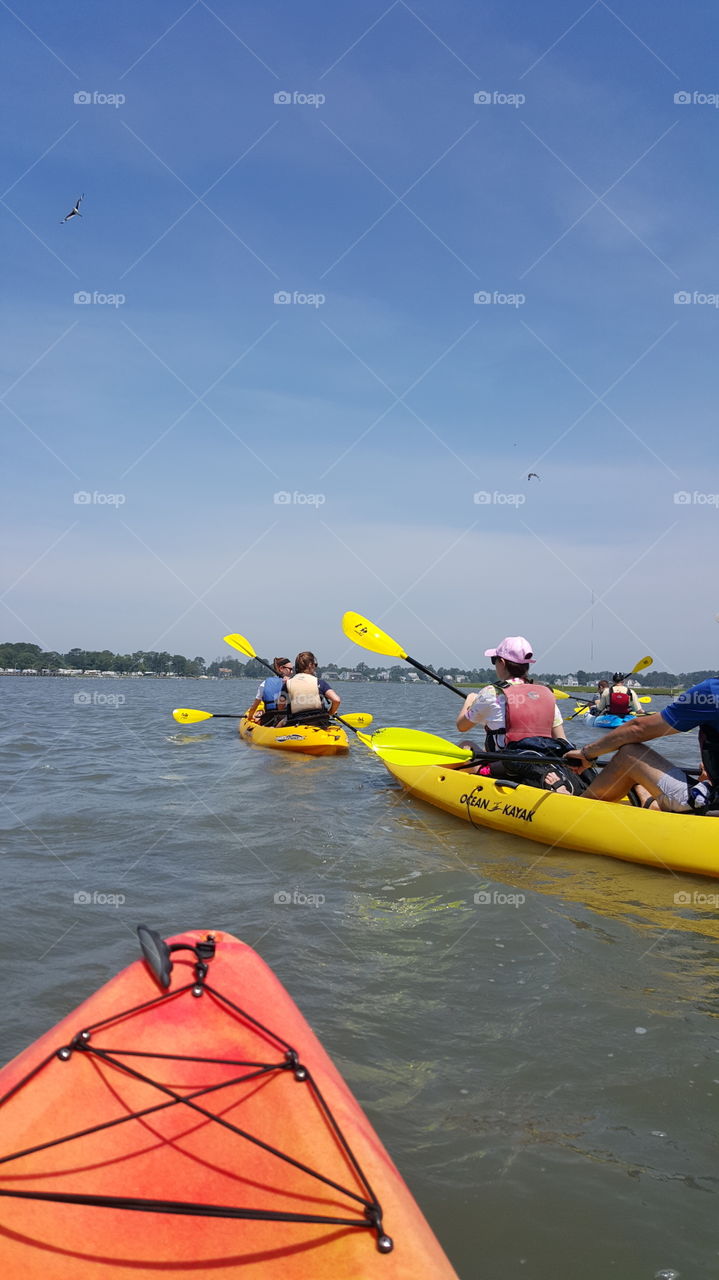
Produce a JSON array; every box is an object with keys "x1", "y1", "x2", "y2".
[
  {"x1": 379, "y1": 757, "x2": 719, "y2": 878},
  {"x1": 239, "y1": 712, "x2": 349, "y2": 756}
]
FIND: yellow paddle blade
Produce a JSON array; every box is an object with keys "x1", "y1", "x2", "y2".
[
  {"x1": 341, "y1": 712, "x2": 373, "y2": 728},
  {"x1": 361, "y1": 726, "x2": 472, "y2": 760},
  {"x1": 549, "y1": 688, "x2": 571, "y2": 700},
  {"x1": 173, "y1": 708, "x2": 214, "y2": 724},
  {"x1": 373, "y1": 746, "x2": 468, "y2": 768},
  {"x1": 223, "y1": 633, "x2": 257, "y2": 659},
  {"x1": 630, "y1": 655, "x2": 653, "y2": 674},
  {"x1": 342, "y1": 612, "x2": 408, "y2": 659},
  {"x1": 638, "y1": 696, "x2": 651, "y2": 704}
]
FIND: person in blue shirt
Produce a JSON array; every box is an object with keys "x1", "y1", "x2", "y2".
[
  {"x1": 565, "y1": 680, "x2": 719, "y2": 813},
  {"x1": 245, "y1": 657, "x2": 293, "y2": 726}
]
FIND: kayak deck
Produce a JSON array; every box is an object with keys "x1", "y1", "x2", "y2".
[
  {"x1": 0, "y1": 930, "x2": 456, "y2": 1278},
  {"x1": 239, "y1": 713, "x2": 349, "y2": 756},
  {"x1": 380, "y1": 758, "x2": 719, "y2": 878}
]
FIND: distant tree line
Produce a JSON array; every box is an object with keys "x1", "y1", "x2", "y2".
[
  {"x1": 430, "y1": 666, "x2": 717, "y2": 688},
  {"x1": 0, "y1": 642, "x2": 295, "y2": 679},
  {"x1": 2, "y1": 642, "x2": 717, "y2": 687}
]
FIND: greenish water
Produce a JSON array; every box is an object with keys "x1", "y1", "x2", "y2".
[{"x1": 1, "y1": 676, "x2": 717, "y2": 1279}]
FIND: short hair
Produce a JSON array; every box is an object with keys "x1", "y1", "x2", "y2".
[
  {"x1": 273, "y1": 657, "x2": 291, "y2": 673},
  {"x1": 294, "y1": 651, "x2": 317, "y2": 674},
  {"x1": 502, "y1": 659, "x2": 530, "y2": 679}
]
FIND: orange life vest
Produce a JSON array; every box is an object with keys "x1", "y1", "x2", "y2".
[{"x1": 489, "y1": 680, "x2": 557, "y2": 748}]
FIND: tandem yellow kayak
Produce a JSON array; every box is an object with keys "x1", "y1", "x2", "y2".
[
  {"x1": 239, "y1": 713, "x2": 349, "y2": 756},
  {"x1": 377, "y1": 756, "x2": 719, "y2": 878}
]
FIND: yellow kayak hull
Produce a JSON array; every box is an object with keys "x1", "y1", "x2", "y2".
[
  {"x1": 381, "y1": 758, "x2": 719, "y2": 878},
  {"x1": 239, "y1": 714, "x2": 349, "y2": 757}
]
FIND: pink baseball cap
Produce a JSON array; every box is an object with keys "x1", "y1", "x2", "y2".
[{"x1": 484, "y1": 636, "x2": 536, "y2": 664}]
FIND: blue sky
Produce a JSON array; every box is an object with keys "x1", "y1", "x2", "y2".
[{"x1": 2, "y1": 0, "x2": 718, "y2": 673}]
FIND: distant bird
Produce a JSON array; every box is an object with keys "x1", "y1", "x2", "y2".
[
  {"x1": 527, "y1": 472, "x2": 540, "y2": 481},
  {"x1": 61, "y1": 194, "x2": 84, "y2": 223}
]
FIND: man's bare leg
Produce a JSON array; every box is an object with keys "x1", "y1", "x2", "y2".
[{"x1": 582, "y1": 744, "x2": 675, "y2": 804}]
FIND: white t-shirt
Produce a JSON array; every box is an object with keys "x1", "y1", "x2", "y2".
[{"x1": 460, "y1": 680, "x2": 563, "y2": 732}]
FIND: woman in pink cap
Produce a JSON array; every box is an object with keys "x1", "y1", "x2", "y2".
[{"x1": 456, "y1": 636, "x2": 570, "y2": 786}]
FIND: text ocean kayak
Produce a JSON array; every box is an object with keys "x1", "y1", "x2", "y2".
[
  {"x1": 239, "y1": 713, "x2": 349, "y2": 756},
  {"x1": 0, "y1": 929, "x2": 456, "y2": 1278},
  {"x1": 593, "y1": 713, "x2": 636, "y2": 728},
  {"x1": 376, "y1": 758, "x2": 719, "y2": 878}
]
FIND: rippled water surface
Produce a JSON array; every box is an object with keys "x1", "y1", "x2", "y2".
[{"x1": 2, "y1": 676, "x2": 718, "y2": 1279}]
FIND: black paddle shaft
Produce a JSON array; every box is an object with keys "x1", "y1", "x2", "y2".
[
  {"x1": 457, "y1": 748, "x2": 603, "y2": 772},
  {"x1": 406, "y1": 656, "x2": 464, "y2": 697}
]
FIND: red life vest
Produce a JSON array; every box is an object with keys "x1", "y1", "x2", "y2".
[
  {"x1": 493, "y1": 680, "x2": 557, "y2": 745},
  {"x1": 608, "y1": 685, "x2": 631, "y2": 717}
]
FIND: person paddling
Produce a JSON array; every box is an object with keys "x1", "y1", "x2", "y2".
[
  {"x1": 285, "y1": 652, "x2": 341, "y2": 728},
  {"x1": 246, "y1": 657, "x2": 293, "y2": 727},
  {"x1": 588, "y1": 679, "x2": 609, "y2": 715},
  {"x1": 455, "y1": 636, "x2": 574, "y2": 790},
  {"x1": 594, "y1": 673, "x2": 644, "y2": 718},
  {"x1": 565, "y1": 678, "x2": 719, "y2": 814}
]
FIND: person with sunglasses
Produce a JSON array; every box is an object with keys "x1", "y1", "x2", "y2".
[
  {"x1": 246, "y1": 657, "x2": 293, "y2": 727},
  {"x1": 455, "y1": 636, "x2": 574, "y2": 791},
  {"x1": 284, "y1": 651, "x2": 340, "y2": 728}
]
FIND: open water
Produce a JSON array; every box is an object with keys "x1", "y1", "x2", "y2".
[{"x1": 1, "y1": 676, "x2": 718, "y2": 1279}]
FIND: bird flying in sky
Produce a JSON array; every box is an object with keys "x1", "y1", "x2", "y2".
[
  {"x1": 61, "y1": 194, "x2": 84, "y2": 223},
  {"x1": 527, "y1": 472, "x2": 540, "y2": 481}
]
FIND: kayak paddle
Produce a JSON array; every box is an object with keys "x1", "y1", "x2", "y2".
[
  {"x1": 567, "y1": 695, "x2": 652, "y2": 722},
  {"x1": 343, "y1": 612, "x2": 575, "y2": 702},
  {"x1": 342, "y1": 613, "x2": 471, "y2": 697},
  {"x1": 357, "y1": 727, "x2": 472, "y2": 759},
  {"x1": 358, "y1": 726, "x2": 593, "y2": 770},
  {"x1": 174, "y1": 707, "x2": 373, "y2": 728},
  {"x1": 223, "y1": 632, "x2": 370, "y2": 736}
]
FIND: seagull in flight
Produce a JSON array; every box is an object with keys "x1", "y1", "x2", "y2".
[
  {"x1": 61, "y1": 194, "x2": 84, "y2": 224},
  {"x1": 527, "y1": 472, "x2": 540, "y2": 481}
]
